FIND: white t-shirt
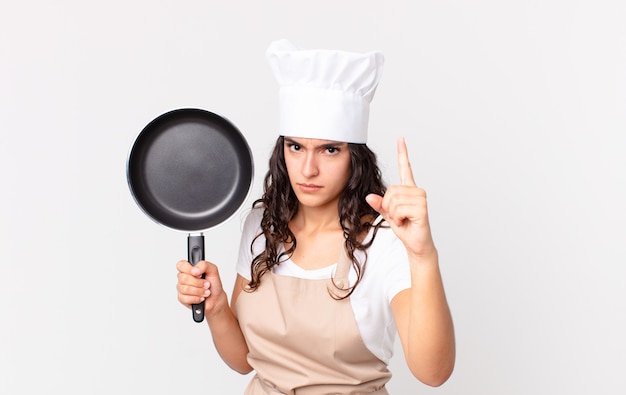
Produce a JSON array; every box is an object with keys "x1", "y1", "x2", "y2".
[{"x1": 235, "y1": 207, "x2": 411, "y2": 364}]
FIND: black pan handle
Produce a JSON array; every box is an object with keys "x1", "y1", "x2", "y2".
[{"x1": 188, "y1": 234, "x2": 205, "y2": 323}]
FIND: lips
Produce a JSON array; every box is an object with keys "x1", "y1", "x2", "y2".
[{"x1": 297, "y1": 183, "x2": 322, "y2": 192}]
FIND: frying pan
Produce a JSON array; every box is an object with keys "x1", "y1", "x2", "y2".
[{"x1": 126, "y1": 108, "x2": 254, "y2": 322}]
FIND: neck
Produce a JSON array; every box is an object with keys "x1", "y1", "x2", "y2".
[{"x1": 291, "y1": 205, "x2": 341, "y2": 233}]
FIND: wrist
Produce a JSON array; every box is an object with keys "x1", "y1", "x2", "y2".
[
  {"x1": 407, "y1": 247, "x2": 440, "y2": 273},
  {"x1": 407, "y1": 245, "x2": 438, "y2": 262},
  {"x1": 205, "y1": 294, "x2": 231, "y2": 322}
]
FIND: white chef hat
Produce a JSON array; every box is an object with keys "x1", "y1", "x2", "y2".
[{"x1": 266, "y1": 39, "x2": 385, "y2": 144}]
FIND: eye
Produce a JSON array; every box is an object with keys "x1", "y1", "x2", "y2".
[
  {"x1": 286, "y1": 142, "x2": 301, "y2": 152},
  {"x1": 325, "y1": 146, "x2": 340, "y2": 155}
]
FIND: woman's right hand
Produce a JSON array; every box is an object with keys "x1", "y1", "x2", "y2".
[{"x1": 176, "y1": 260, "x2": 228, "y2": 317}]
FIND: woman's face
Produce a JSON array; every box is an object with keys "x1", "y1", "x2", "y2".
[{"x1": 283, "y1": 136, "x2": 351, "y2": 209}]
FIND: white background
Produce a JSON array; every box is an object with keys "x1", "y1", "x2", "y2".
[{"x1": 2, "y1": 1, "x2": 625, "y2": 394}]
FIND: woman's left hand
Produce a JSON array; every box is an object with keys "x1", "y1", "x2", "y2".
[{"x1": 366, "y1": 137, "x2": 436, "y2": 258}]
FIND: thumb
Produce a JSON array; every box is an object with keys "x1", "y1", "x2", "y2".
[
  {"x1": 202, "y1": 261, "x2": 220, "y2": 277},
  {"x1": 365, "y1": 193, "x2": 384, "y2": 214},
  {"x1": 190, "y1": 260, "x2": 208, "y2": 277}
]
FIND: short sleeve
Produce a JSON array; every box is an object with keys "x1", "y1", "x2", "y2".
[
  {"x1": 381, "y1": 236, "x2": 411, "y2": 303},
  {"x1": 235, "y1": 207, "x2": 265, "y2": 281}
]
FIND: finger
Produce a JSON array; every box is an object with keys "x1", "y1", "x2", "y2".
[
  {"x1": 177, "y1": 283, "x2": 208, "y2": 309},
  {"x1": 176, "y1": 259, "x2": 207, "y2": 275},
  {"x1": 177, "y1": 280, "x2": 209, "y2": 296},
  {"x1": 177, "y1": 272, "x2": 208, "y2": 289},
  {"x1": 178, "y1": 293, "x2": 206, "y2": 307},
  {"x1": 203, "y1": 261, "x2": 220, "y2": 278},
  {"x1": 176, "y1": 259, "x2": 210, "y2": 278},
  {"x1": 176, "y1": 260, "x2": 193, "y2": 273},
  {"x1": 177, "y1": 273, "x2": 211, "y2": 302},
  {"x1": 365, "y1": 193, "x2": 385, "y2": 216},
  {"x1": 387, "y1": 199, "x2": 428, "y2": 224},
  {"x1": 397, "y1": 137, "x2": 416, "y2": 187}
]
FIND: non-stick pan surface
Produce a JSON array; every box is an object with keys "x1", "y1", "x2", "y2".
[
  {"x1": 126, "y1": 108, "x2": 253, "y2": 322},
  {"x1": 127, "y1": 108, "x2": 253, "y2": 232}
]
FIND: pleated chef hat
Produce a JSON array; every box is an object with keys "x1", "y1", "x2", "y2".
[{"x1": 266, "y1": 39, "x2": 385, "y2": 144}]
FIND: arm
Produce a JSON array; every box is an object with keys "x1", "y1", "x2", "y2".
[
  {"x1": 390, "y1": 251, "x2": 455, "y2": 386},
  {"x1": 176, "y1": 260, "x2": 252, "y2": 374},
  {"x1": 366, "y1": 137, "x2": 455, "y2": 386}
]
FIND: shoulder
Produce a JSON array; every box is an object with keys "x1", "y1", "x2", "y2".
[
  {"x1": 240, "y1": 206, "x2": 264, "y2": 231},
  {"x1": 236, "y1": 206, "x2": 266, "y2": 280},
  {"x1": 242, "y1": 206, "x2": 267, "y2": 252},
  {"x1": 360, "y1": 221, "x2": 411, "y2": 294},
  {"x1": 236, "y1": 206, "x2": 265, "y2": 255}
]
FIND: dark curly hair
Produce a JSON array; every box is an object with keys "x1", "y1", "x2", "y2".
[{"x1": 248, "y1": 136, "x2": 387, "y2": 298}]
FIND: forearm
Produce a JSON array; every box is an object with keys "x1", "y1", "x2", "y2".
[
  {"x1": 402, "y1": 251, "x2": 455, "y2": 386},
  {"x1": 205, "y1": 296, "x2": 252, "y2": 374}
]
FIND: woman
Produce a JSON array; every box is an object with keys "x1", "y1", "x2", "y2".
[{"x1": 176, "y1": 39, "x2": 455, "y2": 394}]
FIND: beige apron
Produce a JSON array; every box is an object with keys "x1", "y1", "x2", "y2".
[{"x1": 235, "y1": 251, "x2": 391, "y2": 395}]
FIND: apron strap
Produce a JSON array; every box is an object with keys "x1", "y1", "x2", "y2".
[{"x1": 330, "y1": 246, "x2": 353, "y2": 297}]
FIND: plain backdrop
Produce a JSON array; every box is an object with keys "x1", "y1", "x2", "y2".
[{"x1": 1, "y1": 1, "x2": 625, "y2": 394}]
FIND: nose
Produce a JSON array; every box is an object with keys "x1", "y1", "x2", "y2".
[{"x1": 301, "y1": 151, "x2": 319, "y2": 178}]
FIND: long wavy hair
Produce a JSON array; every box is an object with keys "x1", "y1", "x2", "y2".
[{"x1": 248, "y1": 136, "x2": 387, "y2": 298}]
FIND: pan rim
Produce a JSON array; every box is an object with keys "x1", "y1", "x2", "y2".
[{"x1": 125, "y1": 107, "x2": 255, "y2": 233}]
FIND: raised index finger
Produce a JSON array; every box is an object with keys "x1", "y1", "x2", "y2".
[{"x1": 397, "y1": 137, "x2": 416, "y2": 186}]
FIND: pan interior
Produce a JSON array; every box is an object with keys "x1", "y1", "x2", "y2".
[{"x1": 128, "y1": 110, "x2": 253, "y2": 231}]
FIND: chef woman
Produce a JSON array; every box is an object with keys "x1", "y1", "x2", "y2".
[{"x1": 176, "y1": 39, "x2": 455, "y2": 394}]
